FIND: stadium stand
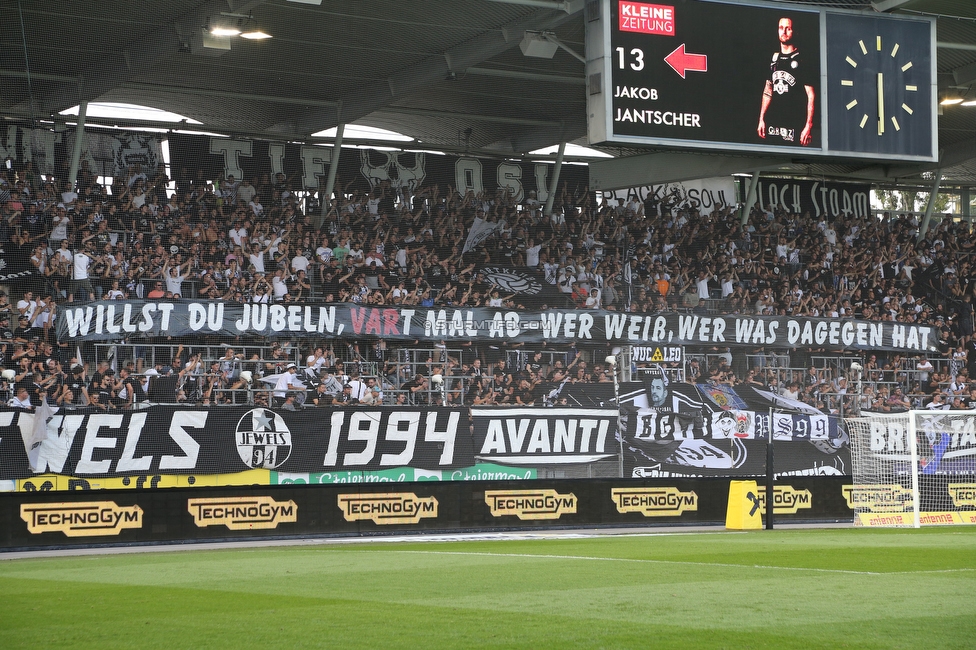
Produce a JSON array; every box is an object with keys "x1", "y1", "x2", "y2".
[{"x1": 1, "y1": 160, "x2": 973, "y2": 416}]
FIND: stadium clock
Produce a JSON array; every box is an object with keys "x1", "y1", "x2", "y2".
[{"x1": 825, "y1": 13, "x2": 935, "y2": 158}]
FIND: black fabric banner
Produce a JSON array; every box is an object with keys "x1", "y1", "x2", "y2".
[
  {"x1": 0, "y1": 401, "x2": 866, "y2": 483},
  {"x1": 614, "y1": 380, "x2": 852, "y2": 478},
  {"x1": 167, "y1": 134, "x2": 589, "y2": 198},
  {"x1": 56, "y1": 300, "x2": 940, "y2": 353},
  {"x1": 0, "y1": 406, "x2": 470, "y2": 480},
  {"x1": 0, "y1": 124, "x2": 162, "y2": 177},
  {"x1": 469, "y1": 407, "x2": 620, "y2": 465},
  {"x1": 621, "y1": 408, "x2": 851, "y2": 479},
  {"x1": 753, "y1": 178, "x2": 871, "y2": 219}
]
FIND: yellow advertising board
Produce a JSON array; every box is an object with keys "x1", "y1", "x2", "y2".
[
  {"x1": 610, "y1": 487, "x2": 697, "y2": 517},
  {"x1": 337, "y1": 492, "x2": 438, "y2": 525},
  {"x1": 754, "y1": 486, "x2": 813, "y2": 515},
  {"x1": 948, "y1": 483, "x2": 976, "y2": 508},
  {"x1": 841, "y1": 484, "x2": 914, "y2": 512},
  {"x1": 187, "y1": 496, "x2": 297, "y2": 530},
  {"x1": 484, "y1": 489, "x2": 577, "y2": 520},
  {"x1": 20, "y1": 501, "x2": 143, "y2": 537}
]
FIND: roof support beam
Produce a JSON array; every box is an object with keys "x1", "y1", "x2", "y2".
[
  {"x1": 289, "y1": 7, "x2": 581, "y2": 136},
  {"x1": 919, "y1": 170, "x2": 943, "y2": 240},
  {"x1": 482, "y1": 0, "x2": 584, "y2": 14},
  {"x1": 0, "y1": 70, "x2": 79, "y2": 84},
  {"x1": 953, "y1": 61, "x2": 976, "y2": 87},
  {"x1": 544, "y1": 141, "x2": 566, "y2": 216},
  {"x1": 375, "y1": 106, "x2": 560, "y2": 127},
  {"x1": 871, "y1": 0, "x2": 913, "y2": 12},
  {"x1": 588, "y1": 152, "x2": 789, "y2": 191},
  {"x1": 846, "y1": 138, "x2": 976, "y2": 182},
  {"x1": 119, "y1": 82, "x2": 559, "y2": 127},
  {"x1": 120, "y1": 82, "x2": 337, "y2": 108},
  {"x1": 465, "y1": 66, "x2": 585, "y2": 85},
  {"x1": 25, "y1": 0, "x2": 267, "y2": 115},
  {"x1": 939, "y1": 42, "x2": 976, "y2": 52}
]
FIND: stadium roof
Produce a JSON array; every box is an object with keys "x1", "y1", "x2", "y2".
[{"x1": 3, "y1": 0, "x2": 976, "y2": 186}]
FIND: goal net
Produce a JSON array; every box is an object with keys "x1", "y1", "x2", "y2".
[{"x1": 845, "y1": 410, "x2": 976, "y2": 527}]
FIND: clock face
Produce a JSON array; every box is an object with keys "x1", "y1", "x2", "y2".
[{"x1": 826, "y1": 14, "x2": 934, "y2": 158}]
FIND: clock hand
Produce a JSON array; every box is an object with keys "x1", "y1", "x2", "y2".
[{"x1": 877, "y1": 72, "x2": 885, "y2": 136}]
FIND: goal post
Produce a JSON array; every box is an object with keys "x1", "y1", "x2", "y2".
[{"x1": 845, "y1": 409, "x2": 976, "y2": 527}]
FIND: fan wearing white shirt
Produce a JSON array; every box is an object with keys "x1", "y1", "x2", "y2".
[
  {"x1": 71, "y1": 249, "x2": 95, "y2": 301},
  {"x1": 346, "y1": 372, "x2": 367, "y2": 402},
  {"x1": 163, "y1": 259, "x2": 191, "y2": 297},
  {"x1": 229, "y1": 224, "x2": 248, "y2": 248},
  {"x1": 306, "y1": 347, "x2": 327, "y2": 376},
  {"x1": 272, "y1": 270, "x2": 290, "y2": 300},
  {"x1": 291, "y1": 249, "x2": 310, "y2": 274},
  {"x1": 16, "y1": 291, "x2": 37, "y2": 321},
  {"x1": 249, "y1": 241, "x2": 274, "y2": 274},
  {"x1": 525, "y1": 239, "x2": 542, "y2": 268},
  {"x1": 273, "y1": 363, "x2": 303, "y2": 406}
]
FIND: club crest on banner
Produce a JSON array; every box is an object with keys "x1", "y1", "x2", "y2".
[
  {"x1": 112, "y1": 133, "x2": 160, "y2": 176},
  {"x1": 478, "y1": 267, "x2": 544, "y2": 295},
  {"x1": 235, "y1": 408, "x2": 293, "y2": 469}
]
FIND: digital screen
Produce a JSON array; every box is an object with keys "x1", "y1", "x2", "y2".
[
  {"x1": 588, "y1": 0, "x2": 937, "y2": 162},
  {"x1": 608, "y1": 0, "x2": 822, "y2": 150}
]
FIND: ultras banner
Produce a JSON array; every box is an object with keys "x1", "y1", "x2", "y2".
[
  {"x1": 600, "y1": 176, "x2": 736, "y2": 213},
  {"x1": 56, "y1": 300, "x2": 940, "y2": 353},
  {"x1": 0, "y1": 124, "x2": 162, "y2": 177},
  {"x1": 470, "y1": 408, "x2": 620, "y2": 465},
  {"x1": 754, "y1": 178, "x2": 871, "y2": 219},
  {"x1": 0, "y1": 406, "x2": 471, "y2": 480},
  {"x1": 167, "y1": 134, "x2": 589, "y2": 198},
  {"x1": 616, "y1": 382, "x2": 852, "y2": 478},
  {"x1": 622, "y1": 408, "x2": 853, "y2": 479},
  {"x1": 1, "y1": 406, "x2": 621, "y2": 481}
]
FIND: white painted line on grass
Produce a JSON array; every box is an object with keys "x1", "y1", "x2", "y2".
[{"x1": 389, "y1": 550, "x2": 888, "y2": 575}]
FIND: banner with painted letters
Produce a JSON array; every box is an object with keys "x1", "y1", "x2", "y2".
[
  {"x1": 0, "y1": 405, "x2": 625, "y2": 484},
  {"x1": 600, "y1": 176, "x2": 735, "y2": 212},
  {"x1": 0, "y1": 406, "x2": 471, "y2": 481},
  {"x1": 0, "y1": 398, "x2": 860, "y2": 485},
  {"x1": 0, "y1": 124, "x2": 162, "y2": 177},
  {"x1": 754, "y1": 178, "x2": 871, "y2": 219},
  {"x1": 56, "y1": 300, "x2": 939, "y2": 354},
  {"x1": 167, "y1": 134, "x2": 588, "y2": 198},
  {"x1": 470, "y1": 407, "x2": 619, "y2": 465}
]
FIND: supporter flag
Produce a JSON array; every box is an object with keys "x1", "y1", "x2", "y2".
[
  {"x1": 475, "y1": 264, "x2": 566, "y2": 306},
  {"x1": 24, "y1": 397, "x2": 55, "y2": 472},
  {"x1": 462, "y1": 217, "x2": 504, "y2": 253}
]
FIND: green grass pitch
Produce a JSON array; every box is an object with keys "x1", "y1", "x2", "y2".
[{"x1": 1, "y1": 527, "x2": 974, "y2": 649}]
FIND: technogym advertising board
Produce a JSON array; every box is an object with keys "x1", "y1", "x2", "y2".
[
  {"x1": 586, "y1": 0, "x2": 937, "y2": 161},
  {"x1": 1, "y1": 477, "x2": 855, "y2": 549}
]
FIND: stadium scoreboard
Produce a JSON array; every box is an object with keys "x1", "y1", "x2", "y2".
[{"x1": 585, "y1": 0, "x2": 937, "y2": 162}]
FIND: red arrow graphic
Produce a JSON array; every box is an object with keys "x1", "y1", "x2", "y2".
[{"x1": 664, "y1": 44, "x2": 707, "y2": 79}]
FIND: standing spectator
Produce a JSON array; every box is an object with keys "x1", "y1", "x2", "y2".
[
  {"x1": 71, "y1": 245, "x2": 95, "y2": 301},
  {"x1": 272, "y1": 362, "x2": 303, "y2": 407}
]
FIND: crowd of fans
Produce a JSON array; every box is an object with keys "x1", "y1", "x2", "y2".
[{"x1": 2, "y1": 157, "x2": 975, "y2": 412}]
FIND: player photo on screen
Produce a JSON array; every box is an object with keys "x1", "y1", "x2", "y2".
[
  {"x1": 757, "y1": 17, "x2": 817, "y2": 147},
  {"x1": 607, "y1": 1, "x2": 822, "y2": 151}
]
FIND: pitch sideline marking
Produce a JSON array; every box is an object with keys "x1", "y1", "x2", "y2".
[{"x1": 387, "y1": 550, "x2": 975, "y2": 576}]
